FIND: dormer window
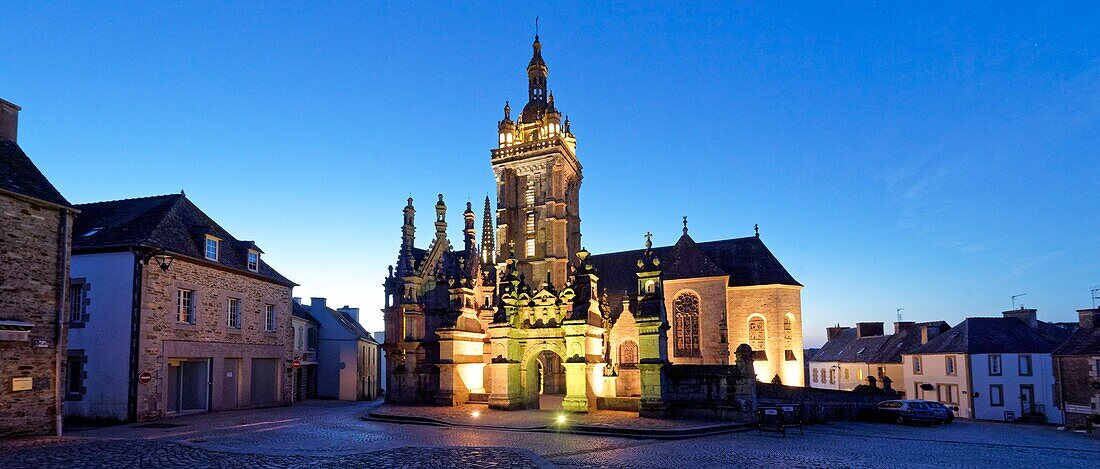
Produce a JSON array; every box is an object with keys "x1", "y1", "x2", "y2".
[
  {"x1": 247, "y1": 251, "x2": 259, "y2": 272},
  {"x1": 204, "y1": 237, "x2": 219, "y2": 261}
]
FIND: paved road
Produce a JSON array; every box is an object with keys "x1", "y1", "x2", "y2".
[{"x1": 3, "y1": 400, "x2": 1096, "y2": 468}]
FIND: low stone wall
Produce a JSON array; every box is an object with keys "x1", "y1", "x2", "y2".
[
  {"x1": 661, "y1": 364, "x2": 755, "y2": 422},
  {"x1": 757, "y1": 383, "x2": 893, "y2": 422},
  {"x1": 597, "y1": 396, "x2": 640, "y2": 412}
]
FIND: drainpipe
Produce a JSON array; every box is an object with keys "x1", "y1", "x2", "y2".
[
  {"x1": 1056, "y1": 357, "x2": 1066, "y2": 426},
  {"x1": 54, "y1": 209, "x2": 71, "y2": 436},
  {"x1": 126, "y1": 250, "x2": 145, "y2": 422},
  {"x1": 965, "y1": 355, "x2": 975, "y2": 419}
]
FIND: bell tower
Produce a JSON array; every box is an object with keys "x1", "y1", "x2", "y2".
[{"x1": 491, "y1": 34, "x2": 581, "y2": 289}]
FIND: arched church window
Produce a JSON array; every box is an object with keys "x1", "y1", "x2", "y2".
[
  {"x1": 620, "y1": 341, "x2": 639, "y2": 365},
  {"x1": 748, "y1": 316, "x2": 766, "y2": 352},
  {"x1": 673, "y1": 293, "x2": 701, "y2": 357},
  {"x1": 783, "y1": 315, "x2": 792, "y2": 341}
]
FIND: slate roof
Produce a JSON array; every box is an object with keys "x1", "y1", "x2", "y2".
[
  {"x1": 72, "y1": 193, "x2": 295, "y2": 286},
  {"x1": 907, "y1": 317, "x2": 1072, "y2": 355},
  {"x1": 0, "y1": 138, "x2": 72, "y2": 208},
  {"x1": 1053, "y1": 327, "x2": 1100, "y2": 356},
  {"x1": 810, "y1": 322, "x2": 950, "y2": 364},
  {"x1": 292, "y1": 302, "x2": 320, "y2": 324},
  {"x1": 589, "y1": 233, "x2": 801, "y2": 296}
]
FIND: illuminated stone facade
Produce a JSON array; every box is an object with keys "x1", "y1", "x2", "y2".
[{"x1": 381, "y1": 35, "x2": 804, "y2": 413}]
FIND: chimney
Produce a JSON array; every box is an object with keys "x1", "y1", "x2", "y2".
[
  {"x1": 292, "y1": 297, "x2": 302, "y2": 305},
  {"x1": 310, "y1": 297, "x2": 327, "y2": 309},
  {"x1": 1078, "y1": 308, "x2": 1100, "y2": 330},
  {"x1": 337, "y1": 305, "x2": 360, "y2": 323},
  {"x1": 893, "y1": 321, "x2": 915, "y2": 334},
  {"x1": 0, "y1": 98, "x2": 20, "y2": 142},
  {"x1": 1003, "y1": 307, "x2": 1038, "y2": 329},
  {"x1": 855, "y1": 322, "x2": 884, "y2": 339},
  {"x1": 826, "y1": 324, "x2": 846, "y2": 341}
]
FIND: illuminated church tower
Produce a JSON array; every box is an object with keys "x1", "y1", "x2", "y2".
[{"x1": 491, "y1": 34, "x2": 581, "y2": 289}]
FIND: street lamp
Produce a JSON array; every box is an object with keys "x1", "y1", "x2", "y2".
[{"x1": 142, "y1": 249, "x2": 174, "y2": 272}]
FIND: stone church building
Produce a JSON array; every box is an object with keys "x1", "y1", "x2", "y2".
[{"x1": 382, "y1": 35, "x2": 804, "y2": 413}]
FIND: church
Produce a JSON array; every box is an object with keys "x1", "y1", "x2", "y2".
[{"x1": 381, "y1": 34, "x2": 804, "y2": 413}]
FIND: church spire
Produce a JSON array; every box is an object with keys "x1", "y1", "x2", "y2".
[
  {"x1": 481, "y1": 196, "x2": 495, "y2": 266},
  {"x1": 523, "y1": 32, "x2": 549, "y2": 122}
]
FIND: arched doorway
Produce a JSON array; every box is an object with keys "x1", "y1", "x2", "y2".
[{"x1": 524, "y1": 349, "x2": 566, "y2": 409}]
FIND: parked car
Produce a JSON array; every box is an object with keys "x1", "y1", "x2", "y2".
[
  {"x1": 868, "y1": 400, "x2": 938, "y2": 425},
  {"x1": 925, "y1": 401, "x2": 955, "y2": 424}
]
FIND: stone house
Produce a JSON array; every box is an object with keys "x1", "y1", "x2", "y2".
[
  {"x1": 0, "y1": 98, "x2": 77, "y2": 437},
  {"x1": 1052, "y1": 308, "x2": 1100, "y2": 426},
  {"x1": 290, "y1": 299, "x2": 319, "y2": 401},
  {"x1": 902, "y1": 309, "x2": 1072, "y2": 424},
  {"x1": 809, "y1": 321, "x2": 949, "y2": 396},
  {"x1": 66, "y1": 193, "x2": 296, "y2": 422},
  {"x1": 300, "y1": 298, "x2": 380, "y2": 401}
]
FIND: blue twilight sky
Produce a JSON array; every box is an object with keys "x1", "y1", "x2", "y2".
[{"x1": 3, "y1": 2, "x2": 1098, "y2": 346}]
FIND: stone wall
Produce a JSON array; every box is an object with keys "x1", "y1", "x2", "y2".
[
  {"x1": 0, "y1": 193, "x2": 70, "y2": 437},
  {"x1": 661, "y1": 364, "x2": 756, "y2": 422},
  {"x1": 757, "y1": 382, "x2": 891, "y2": 422},
  {"x1": 136, "y1": 257, "x2": 293, "y2": 421},
  {"x1": 728, "y1": 285, "x2": 804, "y2": 386},
  {"x1": 664, "y1": 278, "x2": 729, "y2": 365},
  {"x1": 1054, "y1": 355, "x2": 1100, "y2": 427}
]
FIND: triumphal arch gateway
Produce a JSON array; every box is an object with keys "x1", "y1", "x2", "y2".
[{"x1": 381, "y1": 34, "x2": 804, "y2": 414}]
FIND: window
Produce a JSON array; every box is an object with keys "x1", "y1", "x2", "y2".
[
  {"x1": 1095, "y1": 359, "x2": 1100, "y2": 377},
  {"x1": 990, "y1": 384, "x2": 1004, "y2": 407},
  {"x1": 1018, "y1": 355, "x2": 1033, "y2": 376},
  {"x1": 857, "y1": 368, "x2": 864, "y2": 380},
  {"x1": 945, "y1": 356, "x2": 956, "y2": 375},
  {"x1": 877, "y1": 366, "x2": 886, "y2": 380},
  {"x1": 65, "y1": 350, "x2": 87, "y2": 399},
  {"x1": 748, "y1": 315, "x2": 765, "y2": 351},
  {"x1": 525, "y1": 238, "x2": 536, "y2": 257},
  {"x1": 69, "y1": 282, "x2": 89, "y2": 324},
  {"x1": 812, "y1": 368, "x2": 819, "y2": 383},
  {"x1": 226, "y1": 298, "x2": 241, "y2": 329},
  {"x1": 937, "y1": 384, "x2": 959, "y2": 405},
  {"x1": 912, "y1": 356, "x2": 923, "y2": 375},
  {"x1": 828, "y1": 369, "x2": 835, "y2": 384},
  {"x1": 989, "y1": 354, "x2": 1002, "y2": 376},
  {"x1": 674, "y1": 293, "x2": 701, "y2": 357},
  {"x1": 307, "y1": 327, "x2": 317, "y2": 350},
  {"x1": 247, "y1": 251, "x2": 259, "y2": 271},
  {"x1": 205, "y1": 237, "x2": 219, "y2": 260},
  {"x1": 783, "y1": 315, "x2": 792, "y2": 340},
  {"x1": 264, "y1": 304, "x2": 276, "y2": 332},
  {"x1": 619, "y1": 341, "x2": 639, "y2": 365},
  {"x1": 177, "y1": 289, "x2": 195, "y2": 324},
  {"x1": 844, "y1": 368, "x2": 850, "y2": 380},
  {"x1": 644, "y1": 280, "x2": 656, "y2": 294}
]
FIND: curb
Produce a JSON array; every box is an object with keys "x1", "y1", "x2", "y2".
[{"x1": 363, "y1": 411, "x2": 755, "y2": 440}]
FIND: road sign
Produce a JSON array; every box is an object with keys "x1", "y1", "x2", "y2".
[
  {"x1": 138, "y1": 371, "x2": 153, "y2": 384},
  {"x1": 292, "y1": 359, "x2": 301, "y2": 369}
]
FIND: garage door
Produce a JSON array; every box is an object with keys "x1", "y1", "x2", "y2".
[{"x1": 250, "y1": 358, "x2": 279, "y2": 406}]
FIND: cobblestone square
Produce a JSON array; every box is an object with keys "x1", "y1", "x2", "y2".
[{"x1": 2, "y1": 401, "x2": 1096, "y2": 468}]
